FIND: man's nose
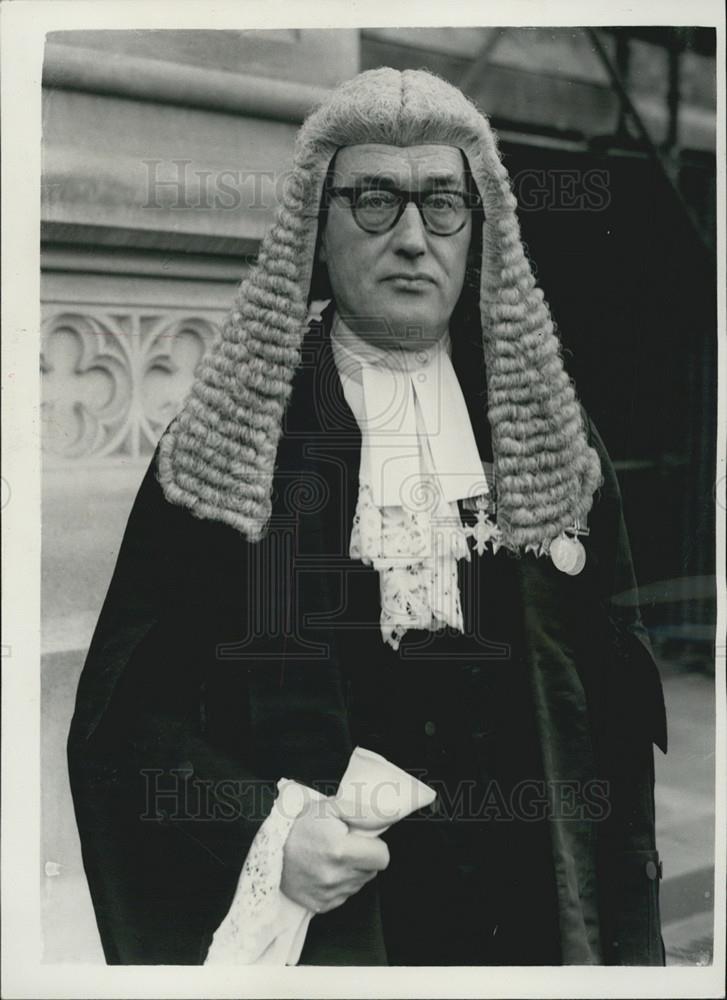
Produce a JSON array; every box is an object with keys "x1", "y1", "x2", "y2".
[{"x1": 390, "y1": 201, "x2": 427, "y2": 256}]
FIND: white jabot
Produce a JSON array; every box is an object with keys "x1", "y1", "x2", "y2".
[
  {"x1": 330, "y1": 311, "x2": 498, "y2": 650},
  {"x1": 330, "y1": 314, "x2": 486, "y2": 507}
]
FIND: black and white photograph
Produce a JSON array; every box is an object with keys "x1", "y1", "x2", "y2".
[{"x1": 2, "y1": 2, "x2": 725, "y2": 997}]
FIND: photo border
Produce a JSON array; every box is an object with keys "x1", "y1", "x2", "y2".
[{"x1": 2, "y1": 1, "x2": 724, "y2": 997}]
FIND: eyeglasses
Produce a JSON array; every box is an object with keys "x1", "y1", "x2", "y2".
[{"x1": 325, "y1": 184, "x2": 482, "y2": 236}]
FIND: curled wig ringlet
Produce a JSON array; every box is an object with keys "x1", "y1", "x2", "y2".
[{"x1": 157, "y1": 67, "x2": 603, "y2": 553}]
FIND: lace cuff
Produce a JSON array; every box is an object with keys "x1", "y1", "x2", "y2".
[{"x1": 204, "y1": 778, "x2": 309, "y2": 965}]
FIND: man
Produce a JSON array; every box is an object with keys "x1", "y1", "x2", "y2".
[{"x1": 68, "y1": 67, "x2": 668, "y2": 966}]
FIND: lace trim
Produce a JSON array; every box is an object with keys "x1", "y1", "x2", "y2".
[
  {"x1": 350, "y1": 481, "x2": 501, "y2": 650},
  {"x1": 204, "y1": 778, "x2": 308, "y2": 965}
]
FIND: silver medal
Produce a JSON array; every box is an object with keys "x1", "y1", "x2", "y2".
[
  {"x1": 550, "y1": 533, "x2": 586, "y2": 575},
  {"x1": 566, "y1": 539, "x2": 587, "y2": 575}
]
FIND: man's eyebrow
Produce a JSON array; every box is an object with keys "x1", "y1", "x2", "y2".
[{"x1": 340, "y1": 172, "x2": 464, "y2": 187}]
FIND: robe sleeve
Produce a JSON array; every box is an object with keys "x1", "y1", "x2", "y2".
[
  {"x1": 67, "y1": 446, "x2": 278, "y2": 965},
  {"x1": 582, "y1": 412, "x2": 668, "y2": 755},
  {"x1": 581, "y1": 413, "x2": 669, "y2": 966}
]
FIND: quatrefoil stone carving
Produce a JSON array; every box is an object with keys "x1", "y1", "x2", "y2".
[{"x1": 41, "y1": 310, "x2": 221, "y2": 461}]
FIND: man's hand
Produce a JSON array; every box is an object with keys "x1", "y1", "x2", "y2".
[{"x1": 280, "y1": 796, "x2": 390, "y2": 914}]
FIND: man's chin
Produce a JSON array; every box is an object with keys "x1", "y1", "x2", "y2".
[{"x1": 377, "y1": 305, "x2": 447, "y2": 348}]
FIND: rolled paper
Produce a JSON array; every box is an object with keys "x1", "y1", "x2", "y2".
[{"x1": 335, "y1": 746, "x2": 437, "y2": 835}]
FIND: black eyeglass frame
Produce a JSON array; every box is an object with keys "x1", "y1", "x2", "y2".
[{"x1": 324, "y1": 184, "x2": 483, "y2": 236}]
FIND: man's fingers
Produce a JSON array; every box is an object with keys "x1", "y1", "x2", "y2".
[
  {"x1": 317, "y1": 882, "x2": 369, "y2": 914},
  {"x1": 341, "y1": 832, "x2": 390, "y2": 871},
  {"x1": 307, "y1": 796, "x2": 349, "y2": 835},
  {"x1": 307, "y1": 863, "x2": 382, "y2": 914}
]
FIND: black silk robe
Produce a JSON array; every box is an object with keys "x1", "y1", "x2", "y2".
[{"x1": 67, "y1": 304, "x2": 668, "y2": 965}]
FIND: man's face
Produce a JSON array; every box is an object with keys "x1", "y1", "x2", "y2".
[{"x1": 318, "y1": 144, "x2": 472, "y2": 350}]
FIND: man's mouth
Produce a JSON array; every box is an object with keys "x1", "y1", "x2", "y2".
[{"x1": 383, "y1": 274, "x2": 435, "y2": 288}]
